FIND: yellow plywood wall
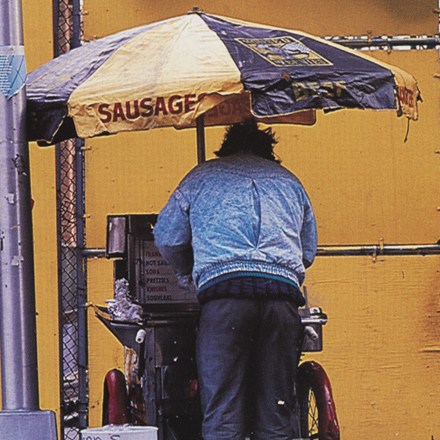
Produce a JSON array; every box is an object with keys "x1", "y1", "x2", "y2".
[
  {"x1": 85, "y1": 50, "x2": 440, "y2": 247},
  {"x1": 23, "y1": 0, "x2": 54, "y2": 71},
  {"x1": 87, "y1": 258, "x2": 125, "y2": 423},
  {"x1": 17, "y1": 0, "x2": 440, "y2": 438},
  {"x1": 303, "y1": 255, "x2": 440, "y2": 439},
  {"x1": 83, "y1": 0, "x2": 438, "y2": 40},
  {"x1": 84, "y1": 47, "x2": 440, "y2": 439},
  {"x1": 28, "y1": 144, "x2": 59, "y2": 416},
  {"x1": 20, "y1": 0, "x2": 59, "y2": 420},
  {"x1": 278, "y1": 50, "x2": 440, "y2": 246},
  {"x1": 87, "y1": 256, "x2": 440, "y2": 439}
]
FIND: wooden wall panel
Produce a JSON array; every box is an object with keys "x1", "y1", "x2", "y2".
[
  {"x1": 304, "y1": 255, "x2": 440, "y2": 440},
  {"x1": 32, "y1": 0, "x2": 437, "y2": 436},
  {"x1": 83, "y1": 0, "x2": 439, "y2": 40},
  {"x1": 21, "y1": 0, "x2": 60, "y2": 422},
  {"x1": 84, "y1": 50, "x2": 440, "y2": 247}
]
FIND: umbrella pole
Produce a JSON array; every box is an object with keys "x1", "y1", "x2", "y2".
[{"x1": 196, "y1": 115, "x2": 206, "y2": 163}]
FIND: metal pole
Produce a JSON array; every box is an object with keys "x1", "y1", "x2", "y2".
[
  {"x1": 72, "y1": 0, "x2": 82, "y2": 49},
  {"x1": 0, "y1": 0, "x2": 57, "y2": 437},
  {"x1": 196, "y1": 115, "x2": 206, "y2": 164},
  {"x1": 75, "y1": 139, "x2": 88, "y2": 430},
  {"x1": 0, "y1": 0, "x2": 38, "y2": 413},
  {"x1": 71, "y1": 0, "x2": 89, "y2": 428},
  {"x1": 330, "y1": 36, "x2": 440, "y2": 49},
  {"x1": 55, "y1": 142, "x2": 66, "y2": 434},
  {"x1": 52, "y1": 0, "x2": 60, "y2": 58},
  {"x1": 80, "y1": 244, "x2": 440, "y2": 258},
  {"x1": 317, "y1": 243, "x2": 440, "y2": 257}
]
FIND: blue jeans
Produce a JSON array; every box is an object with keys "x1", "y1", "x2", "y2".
[{"x1": 196, "y1": 298, "x2": 302, "y2": 440}]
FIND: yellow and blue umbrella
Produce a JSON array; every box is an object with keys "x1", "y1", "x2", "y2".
[{"x1": 27, "y1": 10, "x2": 420, "y2": 146}]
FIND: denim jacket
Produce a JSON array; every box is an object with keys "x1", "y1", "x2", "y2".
[{"x1": 153, "y1": 153, "x2": 317, "y2": 291}]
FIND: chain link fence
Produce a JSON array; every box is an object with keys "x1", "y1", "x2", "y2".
[{"x1": 53, "y1": 1, "x2": 87, "y2": 439}]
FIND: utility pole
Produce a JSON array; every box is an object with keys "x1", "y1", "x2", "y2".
[{"x1": 0, "y1": 0, "x2": 58, "y2": 437}]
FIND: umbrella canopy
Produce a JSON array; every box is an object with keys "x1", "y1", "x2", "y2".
[{"x1": 27, "y1": 10, "x2": 420, "y2": 146}]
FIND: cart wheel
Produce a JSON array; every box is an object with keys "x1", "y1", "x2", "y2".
[
  {"x1": 102, "y1": 369, "x2": 131, "y2": 425},
  {"x1": 297, "y1": 361, "x2": 340, "y2": 440}
]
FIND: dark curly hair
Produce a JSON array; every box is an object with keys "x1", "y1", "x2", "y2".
[{"x1": 215, "y1": 119, "x2": 280, "y2": 163}]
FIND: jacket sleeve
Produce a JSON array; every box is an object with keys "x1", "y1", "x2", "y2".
[
  {"x1": 301, "y1": 192, "x2": 318, "y2": 268},
  {"x1": 153, "y1": 189, "x2": 194, "y2": 282}
]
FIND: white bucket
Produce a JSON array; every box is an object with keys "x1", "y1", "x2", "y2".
[{"x1": 81, "y1": 425, "x2": 158, "y2": 440}]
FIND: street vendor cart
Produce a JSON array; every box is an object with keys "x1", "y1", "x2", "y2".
[{"x1": 95, "y1": 214, "x2": 338, "y2": 440}]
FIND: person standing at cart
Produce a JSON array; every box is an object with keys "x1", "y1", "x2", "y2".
[{"x1": 153, "y1": 119, "x2": 317, "y2": 440}]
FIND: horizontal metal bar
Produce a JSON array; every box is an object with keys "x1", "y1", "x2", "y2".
[
  {"x1": 329, "y1": 36, "x2": 440, "y2": 49},
  {"x1": 83, "y1": 243, "x2": 440, "y2": 259},
  {"x1": 81, "y1": 248, "x2": 106, "y2": 257},
  {"x1": 317, "y1": 243, "x2": 440, "y2": 257}
]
